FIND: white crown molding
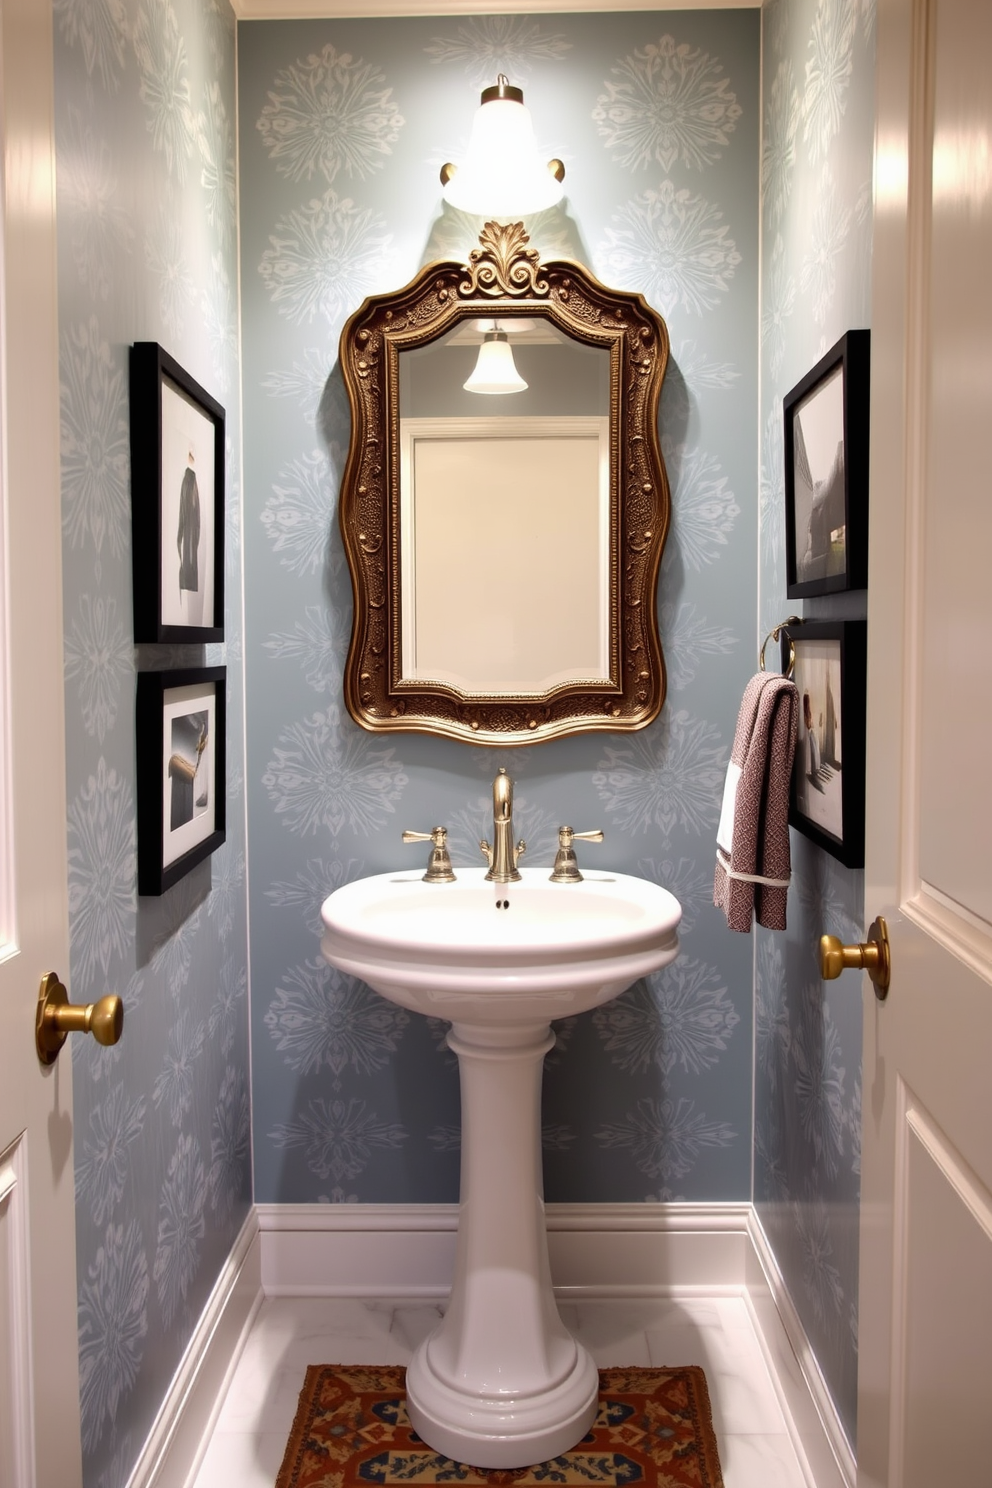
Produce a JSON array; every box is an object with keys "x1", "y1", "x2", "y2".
[{"x1": 232, "y1": 0, "x2": 758, "y2": 19}]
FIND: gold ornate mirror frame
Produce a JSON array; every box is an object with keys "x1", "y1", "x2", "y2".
[{"x1": 338, "y1": 222, "x2": 670, "y2": 746}]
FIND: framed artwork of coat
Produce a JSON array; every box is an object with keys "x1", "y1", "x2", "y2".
[{"x1": 130, "y1": 342, "x2": 225, "y2": 642}]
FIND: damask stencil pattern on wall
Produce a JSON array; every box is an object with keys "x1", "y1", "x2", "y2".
[
  {"x1": 238, "y1": 11, "x2": 759, "y2": 1210},
  {"x1": 757, "y1": 0, "x2": 875, "y2": 1446},
  {"x1": 53, "y1": 1, "x2": 250, "y2": 1484},
  {"x1": 46, "y1": 2, "x2": 876, "y2": 1476}
]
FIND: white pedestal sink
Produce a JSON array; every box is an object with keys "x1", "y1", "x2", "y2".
[{"x1": 321, "y1": 866, "x2": 681, "y2": 1468}]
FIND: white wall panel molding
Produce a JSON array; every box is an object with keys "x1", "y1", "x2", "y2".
[
  {"x1": 887, "y1": 1082, "x2": 992, "y2": 1486},
  {"x1": 907, "y1": 882, "x2": 992, "y2": 984},
  {"x1": 746, "y1": 1210, "x2": 855, "y2": 1488},
  {"x1": 127, "y1": 1212, "x2": 262, "y2": 1488}
]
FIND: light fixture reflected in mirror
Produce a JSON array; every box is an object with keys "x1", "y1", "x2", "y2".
[
  {"x1": 441, "y1": 75, "x2": 565, "y2": 218},
  {"x1": 463, "y1": 326, "x2": 528, "y2": 395}
]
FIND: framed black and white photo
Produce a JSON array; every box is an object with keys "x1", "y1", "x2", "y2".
[
  {"x1": 136, "y1": 667, "x2": 226, "y2": 895},
  {"x1": 783, "y1": 621, "x2": 866, "y2": 867},
  {"x1": 130, "y1": 342, "x2": 225, "y2": 642},
  {"x1": 784, "y1": 330, "x2": 870, "y2": 599}
]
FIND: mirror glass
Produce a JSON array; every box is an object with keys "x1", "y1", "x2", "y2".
[
  {"x1": 338, "y1": 222, "x2": 669, "y2": 746},
  {"x1": 398, "y1": 320, "x2": 610, "y2": 694}
]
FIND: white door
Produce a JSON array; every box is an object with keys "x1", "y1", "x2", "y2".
[
  {"x1": 857, "y1": 0, "x2": 992, "y2": 1481},
  {"x1": 0, "y1": 0, "x2": 83, "y2": 1484}
]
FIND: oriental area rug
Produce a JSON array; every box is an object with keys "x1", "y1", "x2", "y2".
[{"x1": 275, "y1": 1364, "x2": 725, "y2": 1488}]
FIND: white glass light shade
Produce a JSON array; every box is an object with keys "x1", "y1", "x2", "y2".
[
  {"x1": 463, "y1": 333, "x2": 528, "y2": 395},
  {"x1": 444, "y1": 96, "x2": 564, "y2": 218}
]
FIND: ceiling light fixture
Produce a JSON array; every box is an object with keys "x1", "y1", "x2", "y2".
[
  {"x1": 463, "y1": 327, "x2": 528, "y2": 395},
  {"x1": 441, "y1": 76, "x2": 565, "y2": 219}
]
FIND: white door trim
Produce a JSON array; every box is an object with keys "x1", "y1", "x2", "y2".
[{"x1": 0, "y1": 0, "x2": 79, "y2": 1480}]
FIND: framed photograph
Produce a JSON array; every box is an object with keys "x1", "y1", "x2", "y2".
[
  {"x1": 784, "y1": 330, "x2": 870, "y2": 599},
  {"x1": 130, "y1": 342, "x2": 225, "y2": 642},
  {"x1": 136, "y1": 667, "x2": 226, "y2": 895},
  {"x1": 783, "y1": 621, "x2": 866, "y2": 867}
]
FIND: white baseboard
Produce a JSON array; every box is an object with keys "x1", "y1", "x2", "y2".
[
  {"x1": 133, "y1": 1202, "x2": 854, "y2": 1488},
  {"x1": 548, "y1": 1201, "x2": 752, "y2": 1296},
  {"x1": 254, "y1": 1200, "x2": 754, "y2": 1296},
  {"x1": 746, "y1": 1210, "x2": 856, "y2": 1488},
  {"x1": 255, "y1": 1201, "x2": 458, "y2": 1296},
  {"x1": 125, "y1": 1209, "x2": 263, "y2": 1488}
]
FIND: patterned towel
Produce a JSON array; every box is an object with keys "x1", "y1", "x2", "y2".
[{"x1": 714, "y1": 672, "x2": 799, "y2": 932}]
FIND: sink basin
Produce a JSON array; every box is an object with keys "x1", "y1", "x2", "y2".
[
  {"x1": 320, "y1": 865, "x2": 681, "y2": 1469},
  {"x1": 320, "y1": 866, "x2": 681, "y2": 1021}
]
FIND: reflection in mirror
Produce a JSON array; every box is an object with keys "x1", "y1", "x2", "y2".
[{"x1": 399, "y1": 321, "x2": 610, "y2": 694}]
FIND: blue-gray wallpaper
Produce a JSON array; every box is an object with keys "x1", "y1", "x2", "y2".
[
  {"x1": 238, "y1": 10, "x2": 761, "y2": 1212},
  {"x1": 756, "y1": 0, "x2": 874, "y2": 1445},
  {"x1": 54, "y1": 1, "x2": 250, "y2": 1484},
  {"x1": 50, "y1": 2, "x2": 874, "y2": 1476}
]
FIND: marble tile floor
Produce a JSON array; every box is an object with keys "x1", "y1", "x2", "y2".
[{"x1": 191, "y1": 1295, "x2": 810, "y2": 1488}]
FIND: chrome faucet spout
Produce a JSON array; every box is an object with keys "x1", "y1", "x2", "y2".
[{"x1": 480, "y1": 767, "x2": 526, "y2": 883}]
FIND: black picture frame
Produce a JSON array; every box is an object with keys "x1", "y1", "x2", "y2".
[
  {"x1": 783, "y1": 621, "x2": 866, "y2": 868},
  {"x1": 136, "y1": 667, "x2": 226, "y2": 895},
  {"x1": 784, "y1": 330, "x2": 870, "y2": 599},
  {"x1": 130, "y1": 342, "x2": 225, "y2": 642}
]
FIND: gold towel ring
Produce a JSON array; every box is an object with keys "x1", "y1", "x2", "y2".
[{"x1": 760, "y1": 615, "x2": 803, "y2": 680}]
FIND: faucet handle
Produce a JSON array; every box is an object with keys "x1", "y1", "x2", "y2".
[
  {"x1": 403, "y1": 826, "x2": 456, "y2": 883},
  {"x1": 549, "y1": 826, "x2": 603, "y2": 883}
]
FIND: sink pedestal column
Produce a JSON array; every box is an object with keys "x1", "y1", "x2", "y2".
[{"x1": 405, "y1": 1019, "x2": 599, "y2": 1469}]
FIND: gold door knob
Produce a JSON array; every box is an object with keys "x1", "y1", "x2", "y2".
[
  {"x1": 819, "y1": 916, "x2": 891, "y2": 1000},
  {"x1": 35, "y1": 972, "x2": 124, "y2": 1065}
]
